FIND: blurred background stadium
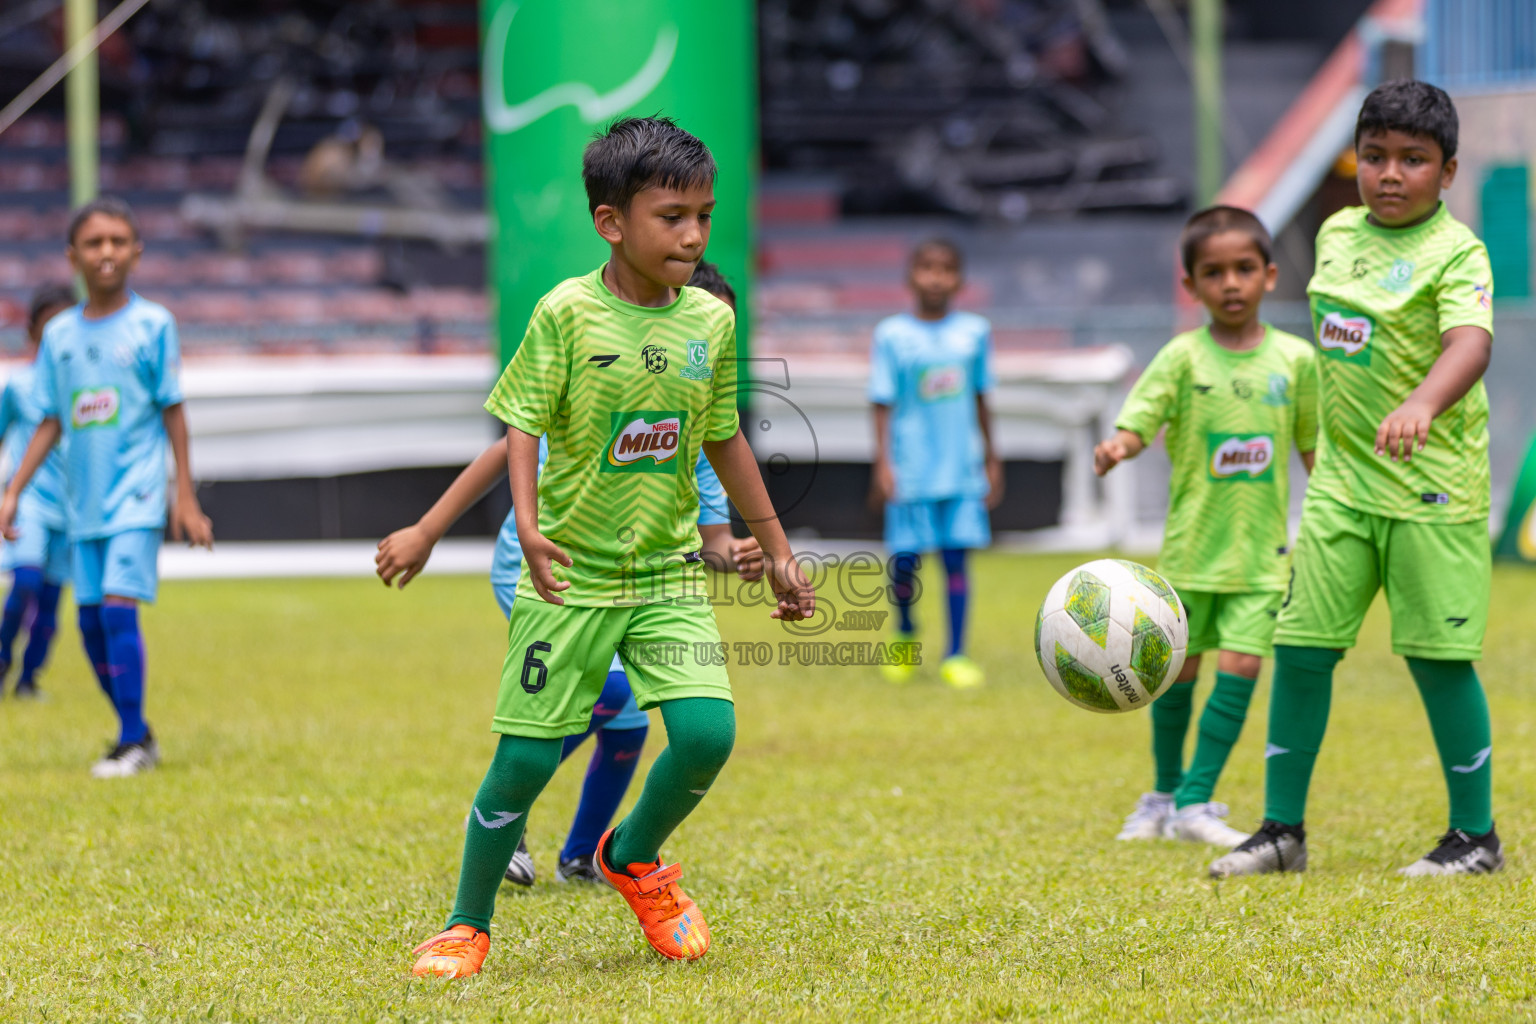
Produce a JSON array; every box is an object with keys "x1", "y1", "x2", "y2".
[{"x1": 0, "y1": 0, "x2": 1531, "y2": 557}]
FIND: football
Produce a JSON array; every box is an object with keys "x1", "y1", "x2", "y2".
[{"x1": 1034, "y1": 559, "x2": 1188, "y2": 713}]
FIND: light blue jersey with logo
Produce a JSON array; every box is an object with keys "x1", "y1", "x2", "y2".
[
  {"x1": 33, "y1": 294, "x2": 183, "y2": 540},
  {"x1": 491, "y1": 444, "x2": 729, "y2": 592},
  {"x1": 868, "y1": 311, "x2": 994, "y2": 502},
  {"x1": 0, "y1": 363, "x2": 69, "y2": 530}
]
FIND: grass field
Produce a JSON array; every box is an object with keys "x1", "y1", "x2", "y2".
[{"x1": 3, "y1": 552, "x2": 1536, "y2": 1022}]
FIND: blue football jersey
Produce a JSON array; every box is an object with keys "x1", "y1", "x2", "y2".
[
  {"x1": 0, "y1": 362, "x2": 69, "y2": 529},
  {"x1": 33, "y1": 294, "x2": 183, "y2": 540},
  {"x1": 492, "y1": 447, "x2": 729, "y2": 589},
  {"x1": 867, "y1": 311, "x2": 994, "y2": 501}
]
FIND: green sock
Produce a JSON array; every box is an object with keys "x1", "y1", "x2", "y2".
[
  {"x1": 446, "y1": 735, "x2": 562, "y2": 931},
  {"x1": 606, "y1": 697, "x2": 735, "y2": 871},
  {"x1": 1175, "y1": 671, "x2": 1257, "y2": 807},
  {"x1": 1406, "y1": 657, "x2": 1493, "y2": 835},
  {"x1": 1263, "y1": 645, "x2": 1341, "y2": 826},
  {"x1": 1150, "y1": 680, "x2": 1195, "y2": 794}
]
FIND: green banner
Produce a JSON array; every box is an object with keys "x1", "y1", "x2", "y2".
[
  {"x1": 1495, "y1": 430, "x2": 1536, "y2": 563},
  {"x1": 481, "y1": 0, "x2": 756, "y2": 370}
]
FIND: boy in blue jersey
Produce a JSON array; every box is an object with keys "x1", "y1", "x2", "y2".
[
  {"x1": 377, "y1": 262, "x2": 762, "y2": 885},
  {"x1": 0, "y1": 197, "x2": 213, "y2": 777},
  {"x1": 870, "y1": 239, "x2": 1002, "y2": 689},
  {"x1": 0, "y1": 283, "x2": 76, "y2": 698}
]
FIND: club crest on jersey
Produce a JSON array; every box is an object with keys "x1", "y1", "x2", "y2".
[
  {"x1": 679, "y1": 339, "x2": 712, "y2": 380},
  {"x1": 1207, "y1": 434, "x2": 1275, "y2": 482},
  {"x1": 1315, "y1": 305, "x2": 1373, "y2": 363},
  {"x1": 1379, "y1": 258, "x2": 1415, "y2": 293},
  {"x1": 603, "y1": 410, "x2": 687, "y2": 473},
  {"x1": 70, "y1": 386, "x2": 120, "y2": 429}
]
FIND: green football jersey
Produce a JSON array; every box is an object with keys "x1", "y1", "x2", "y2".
[
  {"x1": 485, "y1": 267, "x2": 740, "y2": 606},
  {"x1": 1116, "y1": 325, "x2": 1318, "y2": 592},
  {"x1": 1307, "y1": 203, "x2": 1494, "y2": 523}
]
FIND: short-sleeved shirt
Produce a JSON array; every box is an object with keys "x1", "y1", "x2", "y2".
[
  {"x1": 0, "y1": 362, "x2": 68, "y2": 530},
  {"x1": 1116, "y1": 325, "x2": 1318, "y2": 592},
  {"x1": 868, "y1": 311, "x2": 993, "y2": 502},
  {"x1": 484, "y1": 267, "x2": 739, "y2": 606},
  {"x1": 1307, "y1": 203, "x2": 1494, "y2": 523},
  {"x1": 33, "y1": 294, "x2": 183, "y2": 540},
  {"x1": 490, "y1": 446, "x2": 730, "y2": 588}
]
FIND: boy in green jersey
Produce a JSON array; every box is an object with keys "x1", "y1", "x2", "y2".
[
  {"x1": 1212, "y1": 81, "x2": 1501, "y2": 879},
  {"x1": 410, "y1": 117, "x2": 814, "y2": 977},
  {"x1": 1096, "y1": 206, "x2": 1317, "y2": 848}
]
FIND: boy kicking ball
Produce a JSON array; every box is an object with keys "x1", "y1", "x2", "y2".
[
  {"x1": 870, "y1": 239, "x2": 1002, "y2": 689},
  {"x1": 1212, "y1": 80, "x2": 1501, "y2": 879},
  {"x1": 0, "y1": 197, "x2": 213, "y2": 777},
  {"x1": 0, "y1": 282, "x2": 77, "y2": 699},
  {"x1": 1097, "y1": 206, "x2": 1316, "y2": 847},
  {"x1": 409, "y1": 117, "x2": 813, "y2": 978}
]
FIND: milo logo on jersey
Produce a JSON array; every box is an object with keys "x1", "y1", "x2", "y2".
[
  {"x1": 70, "y1": 386, "x2": 120, "y2": 429},
  {"x1": 1313, "y1": 299, "x2": 1374, "y2": 365},
  {"x1": 604, "y1": 411, "x2": 687, "y2": 473},
  {"x1": 919, "y1": 363, "x2": 964, "y2": 401},
  {"x1": 1207, "y1": 433, "x2": 1275, "y2": 482}
]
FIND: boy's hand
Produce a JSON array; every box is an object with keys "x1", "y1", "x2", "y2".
[
  {"x1": 171, "y1": 496, "x2": 214, "y2": 550},
  {"x1": 985, "y1": 455, "x2": 1005, "y2": 510},
  {"x1": 1376, "y1": 399, "x2": 1435, "y2": 462},
  {"x1": 765, "y1": 551, "x2": 815, "y2": 622},
  {"x1": 376, "y1": 524, "x2": 435, "y2": 589},
  {"x1": 872, "y1": 458, "x2": 897, "y2": 504},
  {"x1": 729, "y1": 535, "x2": 764, "y2": 580},
  {"x1": 524, "y1": 530, "x2": 573, "y2": 605},
  {"x1": 1094, "y1": 437, "x2": 1131, "y2": 476},
  {"x1": 0, "y1": 492, "x2": 17, "y2": 541}
]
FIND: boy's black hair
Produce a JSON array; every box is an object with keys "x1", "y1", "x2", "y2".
[
  {"x1": 687, "y1": 260, "x2": 735, "y2": 305},
  {"x1": 911, "y1": 237, "x2": 964, "y2": 271},
  {"x1": 1179, "y1": 205, "x2": 1273, "y2": 275},
  {"x1": 1355, "y1": 79, "x2": 1458, "y2": 161},
  {"x1": 582, "y1": 116, "x2": 717, "y2": 214},
  {"x1": 67, "y1": 195, "x2": 141, "y2": 245},
  {"x1": 27, "y1": 282, "x2": 77, "y2": 331}
]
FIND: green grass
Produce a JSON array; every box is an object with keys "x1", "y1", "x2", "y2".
[{"x1": 4, "y1": 554, "x2": 1536, "y2": 1022}]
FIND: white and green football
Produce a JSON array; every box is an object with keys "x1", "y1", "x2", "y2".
[{"x1": 1034, "y1": 559, "x2": 1187, "y2": 714}]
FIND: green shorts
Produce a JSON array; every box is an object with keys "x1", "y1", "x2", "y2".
[
  {"x1": 494, "y1": 598, "x2": 732, "y2": 739},
  {"x1": 1273, "y1": 494, "x2": 1490, "y2": 660},
  {"x1": 1180, "y1": 589, "x2": 1282, "y2": 658}
]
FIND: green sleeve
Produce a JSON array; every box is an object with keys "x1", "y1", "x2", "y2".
[
  {"x1": 484, "y1": 300, "x2": 568, "y2": 436},
  {"x1": 1293, "y1": 346, "x2": 1319, "y2": 454},
  {"x1": 1435, "y1": 241, "x2": 1495, "y2": 339},
  {"x1": 1115, "y1": 344, "x2": 1182, "y2": 442},
  {"x1": 704, "y1": 312, "x2": 741, "y2": 442}
]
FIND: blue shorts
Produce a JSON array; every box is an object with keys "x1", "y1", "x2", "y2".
[
  {"x1": 4, "y1": 506, "x2": 71, "y2": 585},
  {"x1": 492, "y1": 578, "x2": 648, "y2": 731},
  {"x1": 884, "y1": 497, "x2": 991, "y2": 554},
  {"x1": 73, "y1": 528, "x2": 162, "y2": 605}
]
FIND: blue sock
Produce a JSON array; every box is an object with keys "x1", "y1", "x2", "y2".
[
  {"x1": 0, "y1": 566, "x2": 42, "y2": 667},
  {"x1": 18, "y1": 580, "x2": 60, "y2": 685},
  {"x1": 891, "y1": 552, "x2": 919, "y2": 635},
  {"x1": 941, "y1": 548, "x2": 969, "y2": 657},
  {"x1": 561, "y1": 725, "x2": 648, "y2": 861},
  {"x1": 559, "y1": 669, "x2": 629, "y2": 762},
  {"x1": 101, "y1": 605, "x2": 148, "y2": 745},
  {"x1": 77, "y1": 604, "x2": 114, "y2": 700}
]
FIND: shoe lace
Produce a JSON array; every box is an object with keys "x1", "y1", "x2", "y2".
[
  {"x1": 103, "y1": 742, "x2": 131, "y2": 760},
  {"x1": 1235, "y1": 819, "x2": 1295, "y2": 853},
  {"x1": 421, "y1": 930, "x2": 481, "y2": 959},
  {"x1": 632, "y1": 863, "x2": 686, "y2": 917},
  {"x1": 1125, "y1": 794, "x2": 1169, "y2": 824},
  {"x1": 1425, "y1": 829, "x2": 1477, "y2": 864}
]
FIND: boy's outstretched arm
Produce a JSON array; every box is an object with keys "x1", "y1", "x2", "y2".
[
  {"x1": 0, "y1": 417, "x2": 61, "y2": 538},
  {"x1": 509, "y1": 426, "x2": 571, "y2": 604},
  {"x1": 702, "y1": 429, "x2": 814, "y2": 621},
  {"x1": 1376, "y1": 325, "x2": 1492, "y2": 462},
  {"x1": 164, "y1": 403, "x2": 214, "y2": 549},
  {"x1": 1093, "y1": 429, "x2": 1146, "y2": 476},
  {"x1": 976, "y1": 393, "x2": 1004, "y2": 509},
  {"x1": 377, "y1": 436, "x2": 508, "y2": 588}
]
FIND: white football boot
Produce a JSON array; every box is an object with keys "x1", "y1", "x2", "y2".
[
  {"x1": 1398, "y1": 827, "x2": 1504, "y2": 877},
  {"x1": 1116, "y1": 791, "x2": 1174, "y2": 841},
  {"x1": 1164, "y1": 802, "x2": 1250, "y2": 847},
  {"x1": 1208, "y1": 820, "x2": 1306, "y2": 878}
]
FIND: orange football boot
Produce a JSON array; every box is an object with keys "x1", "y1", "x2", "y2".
[
  {"x1": 411, "y1": 924, "x2": 490, "y2": 978},
  {"x1": 596, "y1": 828, "x2": 711, "y2": 960}
]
